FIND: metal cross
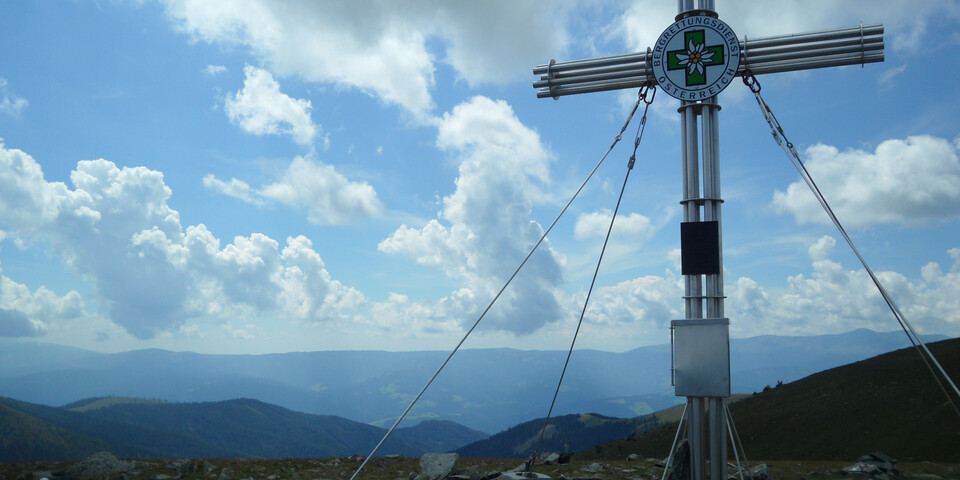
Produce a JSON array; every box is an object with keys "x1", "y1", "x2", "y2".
[{"x1": 531, "y1": 2, "x2": 883, "y2": 480}]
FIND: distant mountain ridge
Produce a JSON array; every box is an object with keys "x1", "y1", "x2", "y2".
[
  {"x1": 455, "y1": 413, "x2": 659, "y2": 459},
  {"x1": 0, "y1": 329, "x2": 944, "y2": 433},
  {"x1": 3, "y1": 334, "x2": 957, "y2": 463},
  {"x1": 0, "y1": 396, "x2": 488, "y2": 462}
]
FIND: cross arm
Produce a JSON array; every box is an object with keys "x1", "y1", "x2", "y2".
[{"x1": 533, "y1": 24, "x2": 883, "y2": 99}]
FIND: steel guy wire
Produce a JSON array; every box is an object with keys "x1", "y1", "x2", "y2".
[
  {"x1": 742, "y1": 70, "x2": 960, "y2": 421},
  {"x1": 528, "y1": 84, "x2": 656, "y2": 468},
  {"x1": 725, "y1": 401, "x2": 751, "y2": 480},
  {"x1": 348, "y1": 84, "x2": 654, "y2": 480},
  {"x1": 660, "y1": 403, "x2": 688, "y2": 480}
]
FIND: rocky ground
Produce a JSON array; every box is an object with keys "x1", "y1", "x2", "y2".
[{"x1": 2, "y1": 452, "x2": 957, "y2": 480}]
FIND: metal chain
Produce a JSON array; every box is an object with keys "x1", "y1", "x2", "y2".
[
  {"x1": 741, "y1": 69, "x2": 960, "y2": 420},
  {"x1": 528, "y1": 84, "x2": 656, "y2": 469}
]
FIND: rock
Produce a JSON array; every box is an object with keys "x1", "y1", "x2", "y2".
[
  {"x1": 18, "y1": 472, "x2": 53, "y2": 480},
  {"x1": 452, "y1": 465, "x2": 480, "y2": 480},
  {"x1": 168, "y1": 458, "x2": 208, "y2": 477},
  {"x1": 861, "y1": 453, "x2": 898, "y2": 465},
  {"x1": 420, "y1": 453, "x2": 459, "y2": 480},
  {"x1": 69, "y1": 452, "x2": 132, "y2": 478},
  {"x1": 541, "y1": 453, "x2": 561, "y2": 465},
  {"x1": 580, "y1": 463, "x2": 605, "y2": 473},
  {"x1": 627, "y1": 454, "x2": 644, "y2": 462},
  {"x1": 844, "y1": 453, "x2": 901, "y2": 479},
  {"x1": 497, "y1": 473, "x2": 551, "y2": 480},
  {"x1": 910, "y1": 475, "x2": 943, "y2": 480},
  {"x1": 747, "y1": 464, "x2": 770, "y2": 480}
]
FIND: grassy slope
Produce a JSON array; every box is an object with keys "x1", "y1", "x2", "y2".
[
  {"x1": 456, "y1": 413, "x2": 660, "y2": 458},
  {"x1": 0, "y1": 402, "x2": 115, "y2": 461},
  {"x1": 585, "y1": 337, "x2": 960, "y2": 462},
  {"x1": 0, "y1": 396, "x2": 488, "y2": 462}
]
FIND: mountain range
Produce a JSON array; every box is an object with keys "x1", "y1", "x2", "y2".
[
  {"x1": 0, "y1": 328, "x2": 942, "y2": 434},
  {"x1": 2, "y1": 333, "x2": 956, "y2": 463},
  {"x1": 0, "y1": 395, "x2": 487, "y2": 462}
]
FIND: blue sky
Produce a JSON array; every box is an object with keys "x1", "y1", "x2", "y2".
[{"x1": 0, "y1": 0, "x2": 959, "y2": 354}]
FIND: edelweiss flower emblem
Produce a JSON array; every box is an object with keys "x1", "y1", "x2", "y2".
[{"x1": 675, "y1": 40, "x2": 715, "y2": 76}]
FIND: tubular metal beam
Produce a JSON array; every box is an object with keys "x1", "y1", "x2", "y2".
[{"x1": 534, "y1": 24, "x2": 883, "y2": 99}]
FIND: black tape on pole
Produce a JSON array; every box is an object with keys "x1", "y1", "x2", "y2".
[{"x1": 681, "y1": 221, "x2": 721, "y2": 275}]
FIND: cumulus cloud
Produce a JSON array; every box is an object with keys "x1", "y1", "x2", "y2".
[
  {"x1": 0, "y1": 267, "x2": 84, "y2": 337},
  {"x1": 204, "y1": 155, "x2": 384, "y2": 225},
  {"x1": 204, "y1": 64, "x2": 227, "y2": 76},
  {"x1": 0, "y1": 78, "x2": 27, "y2": 118},
  {"x1": 225, "y1": 65, "x2": 323, "y2": 147},
  {"x1": 378, "y1": 96, "x2": 564, "y2": 334},
  {"x1": 0, "y1": 142, "x2": 364, "y2": 339},
  {"x1": 614, "y1": 0, "x2": 960, "y2": 56},
  {"x1": 159, "y1": 0, "x2": 572, "y2": 118},
  {"x1": 580, "y1": 273, "x2": 683, "y2": 329},
  {"x1": 724, "y1": 235, "x2": 960, "y2": 338},
  {"x1": 574, "y1": 210, "x2": 654, "y2": 240},
  {"x1": 772, "y1": 135, "x2": 960, "y2": 228}
]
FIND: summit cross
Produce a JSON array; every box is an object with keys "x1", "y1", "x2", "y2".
[{"x1": 531, "y1": 3, "x2": 883, "y2": 480}]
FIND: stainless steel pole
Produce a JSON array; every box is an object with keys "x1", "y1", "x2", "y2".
[{"x1": 682, "y1": 2, "x2": 726, "y2": 479}]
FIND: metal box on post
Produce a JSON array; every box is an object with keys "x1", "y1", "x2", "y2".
[{"x1": 671, "y1": 318, "x2": 730, "y2": 397}]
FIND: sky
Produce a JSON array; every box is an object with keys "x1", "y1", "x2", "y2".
[{"x1": 0, "y1": 0, "x2": 959, "y2": 354}]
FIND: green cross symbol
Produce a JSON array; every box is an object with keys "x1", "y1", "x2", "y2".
[{"x1": 667, "y1": 30, "x2": 725, "y2": 86}]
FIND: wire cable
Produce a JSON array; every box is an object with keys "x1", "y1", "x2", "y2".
[
  {"x1": 348, "y1": 84, "x2": 655, "y2": 480},
  {"x1": 724, "y1": 401, "x2": 751, "y2": 480},
  {"x1": 660, "y1": 403, "x2": 689, "y2": 480},
  {"x1": 742, "y1": 70, "x2": 960, "y2": 421},
  {"x1": 528, "y1": 85, "x2": 655, "y2": 467}
]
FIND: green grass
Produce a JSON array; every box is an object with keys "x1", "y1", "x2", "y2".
[{"x1": 586, "y1": 337, "x2": 960, "y2": 463}]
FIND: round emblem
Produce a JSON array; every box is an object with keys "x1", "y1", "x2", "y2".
[{"x1": 651, "y1": 15, "x2": 741, "y2": 101}]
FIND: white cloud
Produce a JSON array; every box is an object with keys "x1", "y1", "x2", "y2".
[
  {"x1": 580, "y1": 273, "x2": 683, "y2": 329},
  {"x1": 0, "y1": 142, "x2": 364, "y2": 339},
  {"x1": 204, "y1": 155, "x2": 384, "y2": 225},
  {"x1": 204, "y1": 64, "x2": 227, "y2": 76},
  {"x1": 432, "y1": 2, "x2": 572, "y2": 86},
  {"x1": 613, "y1": 1, "x2": 960, "y2": 62},
  {"x1": 0, "y1": 267, "x2": 84, "y2": 337},
  {"x1": 574, "y1": 210, "x2": 654, "y2": 240},
  {"x1": 772, "y1": 135, "x2": 960, "y2": 227},
  {"x1": 378, "y1": 96, "x2": 564, "y2": 334},
  {"x1": 878, "y1": 64, "x2": 908, "y2": 86},
  {"x1": 225, "y1": 65, "x2": 323, "y2": 147},
  {"x1": 221, "y1": 322, "x2": 262, "y2": 339},
  {"x1": 724, "y1": 236, "x2": 960, "y2": 338},
  {"x1": 202, "y1": 174, "x2": 263, "y2": 205},
  {"x1": 807, "y1": 235, "x2": 836, "y2": 261},
  {"x1": 159, "y1": 1, "x2": 573, "y2": 118},
  {"x1": 0, "y1": 78, "x2": 27, "y2": 118}
]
